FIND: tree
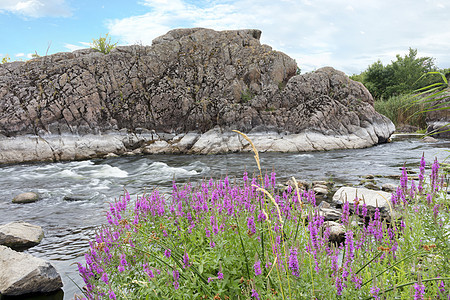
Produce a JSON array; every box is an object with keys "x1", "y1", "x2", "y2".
[{"x1": 352, "y1": 48, "x2": 438, "y2": 100}]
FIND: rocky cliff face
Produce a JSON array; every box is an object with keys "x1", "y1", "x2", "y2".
[{"x1": 0, "y1": 28, "x2": 395, "y2": 164}]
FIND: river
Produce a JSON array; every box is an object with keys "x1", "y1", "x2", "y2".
[{"x1": 0, "y1": 136, "x2": 448, "y2": 299}]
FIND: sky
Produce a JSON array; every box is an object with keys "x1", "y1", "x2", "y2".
[{"x1": 1, "y1": 0, "x2": 449, "y2": 75}]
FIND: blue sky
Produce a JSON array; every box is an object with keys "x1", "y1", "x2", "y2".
[{"x1": 1, "y1": 0, "x2": 449, "y2": 75}]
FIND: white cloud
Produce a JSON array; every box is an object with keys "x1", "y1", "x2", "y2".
[
  {"x1": 106, "y1": 0, "x2": 450, "y2": 74},
  {"x1": 64, "y1": 42, "x2": 91, "y2": 52},
  {"x1": 0, "y1": 0, "x2": 72, "y2": 18},
  {"x1": 15, "y1": 53, "x2": 25, "y2": 57}
]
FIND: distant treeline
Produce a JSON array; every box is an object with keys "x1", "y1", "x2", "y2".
[
  {"x1": 350, "y1": 48, "x2": 449, "y2": 100},
  {"x1": 350, "y1": 48, "x2": 449, "y2": 129}
]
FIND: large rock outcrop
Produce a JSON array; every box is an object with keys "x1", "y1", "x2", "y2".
[{"x1": 0, "y1": 28, "x2": 394, "y2": 164}]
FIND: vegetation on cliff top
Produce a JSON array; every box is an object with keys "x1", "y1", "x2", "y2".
[{"x1": 91, "y1": 33, "x2": 118, "y2": 54}]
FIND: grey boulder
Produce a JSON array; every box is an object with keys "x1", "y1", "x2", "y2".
[
  {"x1": 0, "y1": 245, "x2": 62, "y2": 296},
  {"x1": 0, "y1": 221, "x2": 44, "y2": 250},
  {"x1": 332, "y1": 187, "x2": 394, "y2": 219},
  {"x1": 12, "y1": 192, "x2": 39, "y2": 203}
]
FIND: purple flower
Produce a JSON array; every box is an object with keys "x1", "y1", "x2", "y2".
[
  {"x1": 343, "y1": 231, "x2": 355, "y2": 280},
  {"x1": 173, "y1": 269, "x2": 180, "y2": 281},
  {"x1": 288, "y1": 247, "x2": 300, "y2": 277},
  {"x1": 217, "y1": 272, "x2": 223, "y2": 280},
  {"x1": 243, "y1": 171, "x2": 248, "y2": 183},
  {"x1": 335, "y1": 277, "x2": 344, "y2": 296},
  {"x1": 426, "y1": 193, "x2": 432, "y2": 205},
  {"x1": 247, "y1": 216, "x2": 256, "y2": 234},
  {"x1": 210, "y1": 241, "x2": 216, "y2": 248},
  {"x1": 413, "y1": 282, "x2": 425, "y2": 300},
  {"x1": 400, "y1": 165, "x2": 408, "y2": 191},
  {"x1": 120, "y1": 254, "x2": 128, "y2": 266},
  {"x1": 109, "y1": 290, "x2": 116, "y2": 300},
  {"x1": 390, "y1": 192, "x2": 398, "y2": 207},
  {"x1": 271, "y1": 171, "x2": 276, "y2": 187},
  {"x1": 352, "y1": 275, "x2": 362, "y2": 289},
  {"x1": 172, "y1": 269, "x2": 180, "y2": 290},
  {"x1": 183, "y1": 251, "x2": 190, "y2": 268},
  {"x1": 370, "y1": 285, "x2": 380, "y2": 300},
  {"x1": 251, "y1": 288, "x2": 260, "y2": 299},
  {"x1": 418, "y1": 154, "x2": 425, "y2": 194},
  {"x1": 100, "y1": 272, "x2": 109, "y2": 284},
  {"x1": 257, "y1": 210, "x2": 266, "y2": 222},
  {"x1": 164, "y1": 249, "x2": 171, "y2": 258},
  {"x1": 430, "y1": 158, "x2": 440, "y2": 192},
  {"x1": 433, "y1": 204, "x2": 441, "y2": 220},
  {"x1": 254, "y1": 260, "x2": 262, "y2": 276},
  {"x1": 439, "y1": 280, "x2": 445, "y2": 294},
  {"x1": 342, "y1": 201, "x2": 350, "y2": 226},
  {"x1": 410, "y1": 179, "x2": 416, "y2": 199},
  {"x1": 143, "y1": 263, "x2": 154, "y2": 279},
  {"x1": 118, "y1": 265, "x2": 125, "y2": 273},
  {"x1": 331, "y1": 251, "x2": 339, "y2": 274}
]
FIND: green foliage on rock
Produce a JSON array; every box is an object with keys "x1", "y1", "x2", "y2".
[
  {"x1": 1, "y1": 55, "x2": 10, "y2": 64},
  {"x1": 241, "y1": 88, "x2": 254, "y2": 102},
  {"x1": 91, "y1": 33, "x2": 118, "y2": 54}
]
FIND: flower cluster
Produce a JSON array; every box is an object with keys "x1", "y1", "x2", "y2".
[{"x1": 76, "y1": 155, "x2": 449, "y2": 299}]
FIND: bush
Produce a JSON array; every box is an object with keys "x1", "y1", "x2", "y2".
[
  {"x1": 1, "y1": 55, "x2": 10, "y2": 64},
  {"x1": 374, "y1": 94, "x2": 427, "y2": 129},
  {"x1": 76, "y1": 133, "x2": 450, "y2": 299},
  {"x1": 91, "y1": 33, "x2": 118, "y2": 54},
  {"x1": 351, "y1": 48, "x2": 439, "y2": 100}
]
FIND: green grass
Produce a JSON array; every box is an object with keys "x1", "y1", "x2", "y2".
[{"x1": 374, "y1": 94, "x2": 427, "y2": 128}]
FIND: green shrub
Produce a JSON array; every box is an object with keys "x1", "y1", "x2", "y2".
[
  {"x1": 374, "y1": 94, "x2": 427, "y2": 128},
  {"x1": 91, "y1": 33, "x2": 118, "y2": 54},
  {"x1": 1, "y1": 55, "x2": 10, "y2": 64}
]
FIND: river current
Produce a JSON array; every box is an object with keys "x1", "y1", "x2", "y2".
[{"x1": 0, "y1": 137, "x2": 448, "y2": 299}]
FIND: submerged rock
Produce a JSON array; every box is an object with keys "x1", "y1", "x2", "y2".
[
  {"x1": 0, "y1": 245, "x2": 63, "y2": 296},
  {"x1": 63, "y1": 194, "x2": 92, "y2": 202},
  {"x1": 12, "y1": 192, "x2": 39, "y2": 204},
  {"x1": 0, "y1": 221, "x2": 44, "y2": 250}
]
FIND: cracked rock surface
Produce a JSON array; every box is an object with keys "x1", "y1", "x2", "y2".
[{"x1": 0, "y1": 28, "x2": 394, "y2": 164}]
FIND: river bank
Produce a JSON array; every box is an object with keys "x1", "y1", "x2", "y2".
[{"x1": 0, "y1": 137, "x2": 448, "y2": 299}]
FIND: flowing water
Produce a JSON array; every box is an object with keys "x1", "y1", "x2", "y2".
[{"x1": 0, "y1": 137, "x2": 449, "y2": 299}]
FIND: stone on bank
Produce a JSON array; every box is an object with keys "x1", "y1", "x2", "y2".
[
  {"x1": 0, "y1": 245, "x2": 62, "y2": 296},
  {"x1": 0, "y1": 221, "x2": 44, "y2": 250}
]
